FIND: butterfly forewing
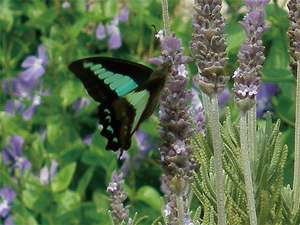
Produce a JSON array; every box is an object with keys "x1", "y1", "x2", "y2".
[{"x1": 68, "y1": 57, "x2": 163, "y2": 151}]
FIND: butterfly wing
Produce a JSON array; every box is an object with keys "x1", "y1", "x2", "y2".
[{"x1": 68, "y1": 57, "x2": 156, "y2": 151}]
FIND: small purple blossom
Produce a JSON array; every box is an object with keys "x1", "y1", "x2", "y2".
[
  {"x1": 62, "y1": 1, "x2": 71, "y2": 8},
  {"x1": 190, "y1": 88, "x2": 205, "y2": 134},
  {"x1": 218, "y1": 88, "x2": 231, "y2": 107},
  {"x1": 18, "y1": 44, "x2": 49, "y2": 85},
  {"x1": 233, "y1": 0, "x2": 269, "y2": 111},
  {"x1": 95, "y1": 24, "x2": 106, "y2": 40},
  {"x1": 287, "y1": 0, "x2": 300, "y2": 77},
  {"x1": 3, "y1": 80, "x2": 50, "y2": 121},
  {"x1": 4, "y1": 100, "x2": 25, "y2": 117},
  {"x1": 0, "y1": 186, "x2": 16, "y2": 218},
  {"x1": 82, "y1": 134, "x2": 93, "y2": 146},
  {"x1": 2, "y1": 136, "x2": 32, "y2": 176},
  {"x1": 24, "y1": 81, "x2": 50, "y2": 121},
  {"x1": 2, "y1": 78, "x2": 33, "y2": 99},
  {"x1": 107, "y1": 171, "x2": 131, "y2": 224},
  {"x1": 39, "y1": 160, "x2": 58, "y2": 185},
  {"x1": 118, "y1": 152, "x2": 130, "y2": 175},
  {"x1": 106, "y1": 15, "x2": 122, "y2": 49},
  {"x1": 153, "y1": 31, "x2": 195, "y2": 223},
  {"x1": 72, "y1": 97, "x2": 91, "y2": 116},
  {"x1": 119, "y1": 7, "x2": 129, "y2": 22},
  {"x1": 189, "y1": 0, "x2": 228, "y2": 97},
  {"x1": 119, "y1": 130, "x2": 154, "y2": 175},
  {"x1": 2, "y1": 45, "x2": 50, "y2": 120},
  {"x1": 3, "y1": 215, "x2": 14, "y2": 225},
  {"x1": 256, "y1": 82, "x2": 280, "y2": 117},
  {"x1": 95, "y1": 8, "x2": 129, "y2": 50}
]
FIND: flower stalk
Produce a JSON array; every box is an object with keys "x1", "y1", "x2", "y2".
[
  {"x1": 240, "y1": 112, "x2": 257, "y2": 225},
  {"x1": 162, "y1": 0, "x2": 170, "y2": 36},
  {"x1": 287, "y1": 0, "x2": 300, "y2": 216},
  {"x1": 150, "y1": 30, "x2": 194, "y2": 225},
  {"x1": 209, "y1": 94, "x2": 226, "y2": 225},
  {"x1": 233, "y1": 0, "x2": 270, "y2": 224},
  {"x1": 293, "y1": 59, "x2": 300, "y2": 216},
  {"x1": 189, "y1": 0, "x2": 228, "y2": 224}
]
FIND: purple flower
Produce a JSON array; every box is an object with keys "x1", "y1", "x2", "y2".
[
  {"x1": 0, "y1": 186, "x2": 16, "y2": 218},
  {"x1": 134, "y1": 129, "x2": 154, "y2": 152},
  {"x1": 95, "y1": 24, "x2": 106, "y2": 40},
  {"x1": 106, "y1": 15, "x2": 122, "y2": 49},
  {"x1": 3, "y1": 80, "x2": 50, "y2": 121},
  {"x1": 189, "y1": 0, "x2": 228, "y2": 97},
  {"x1": 107, "y1": 171, "x2": 131, "y2": 224},
  {"x1": 39, "y1": 160, "x2": 58, "y2": 185},
  {"x1": 62, "y1": 1, "x2": 71, "y2": 8},
  {"x1": 119, "y1": 129, "x2": 154, "y2": 175},
  {"x1": 3, "y1": 215, "x2": 14, "y2": 225},
  {"x1": 287, "y1": 0, "x2": 300, "y2": 77},
  {"x1": 95, "y1": 8, "x2": 129, "y2": 49},
  {"x1": 190, "y1": 88, "x2": 205, "y2": 134},
  {"x1": 119, "y1": 7, "x2": 129, "y2": 22},
  {"x1": 256, "y1": 82, "x2": 280, "y2": 117},
  {"x1": 2, "y1": 78, "x2": 33, "y2": 99},
  {"x1": 82, "y1": 134, "x2": 93, "y2": 146},
  {"x1": 4, "y1": 100, "x2": 25, "y2": 117},
  {"x1": 233, "y1": 0, "x2": 269, "y2": 112},
  {"x1": 18, "y1": 44, "x2": 49, "y2": 85},
  {"x1": 2, "y1": 136, "x2": 31, "y2": 176},
  {"x1": 2, "y1": 45, "x2": 49, "y2": 120},
  {"x1": 72, "y1": 97, "x2": 91, "y2": 116},
  {"x1": 152, "y1": 31, "x2": 195, "y2": 223},
  {"x1": 218, "y1": 88, "x2": 231, "y2": 107}
]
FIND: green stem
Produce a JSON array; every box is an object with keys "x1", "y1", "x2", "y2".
[
  {"x1": 293, "y1": 60, "x2": 300, "y2": 216},
  {"x1": 209, "y1": 94, "x2": 226, "y2": 225},
  {"x1": 247, "y1": 103, "x2": 256, "y2": 166},
  {"x1": 161, "y1": 0, "x2": 170, "y2": 36},
  {"x1": 201, "y1": 82, "x2": 210, "y2": 115},
  {"x1": 176, "y1": 193, "x2": 185, "y2": 225},
  {"x1": 240, "y1": 112, "x2": 257, "y2": 225}
]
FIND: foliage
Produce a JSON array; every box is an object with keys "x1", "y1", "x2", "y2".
[
  {"x1": 0, "y1": 0, "x2": 298, "y2": 225},
  {"x1": 191, "y1": 110, "x2": 291, "y2": 225}
]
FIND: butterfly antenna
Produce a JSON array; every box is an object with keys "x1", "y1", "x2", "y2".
[{"x1": 151, "y1": 24, "x2": 157, "y2": 33}]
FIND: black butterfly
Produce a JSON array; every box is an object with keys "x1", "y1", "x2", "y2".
[{"x1": 68, "y1": 57, "x2": 169, "y2": 152}]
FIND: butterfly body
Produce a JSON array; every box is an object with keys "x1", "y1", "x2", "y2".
[{"x1": 68, "y1": 57, "x2": 169, "y2": 152}]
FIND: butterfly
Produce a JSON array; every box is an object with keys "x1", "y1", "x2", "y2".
[{"x1": 68, "y1": 57, "x2": 169, "y2": 153}]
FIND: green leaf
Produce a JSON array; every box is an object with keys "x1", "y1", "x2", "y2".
[
  {"x1": 23, "y1": 182, "x2": 50, "y2": 212},
  {"x1": 260, "y1": 68, "x2": 294, "y2": 83},
  {"x1": 54, "y1": 190, "x2": 81, "y2": 216},
  {"x1": 52, "y1": 162, "x2": 77, "y2": 192},
  {"x1": 67, "y1": 18, "x2": 87, "y2": 40},
  {"x1": 26, "y1": 6, "x2": 56, "y2": 29},
  {"x1": 225, "y1": 24, "x2": 246, "y2": 53},
  {"x1": 273, "y1": 95, "x2": 295, "y2": 126},
  {"x1": 81, "y1": 131, "x2": 117, "y2": 171},
  {"x1": 136, "y1": 186, "x2": 161, "y2": 212},
  {"x1": 0, "y1": 0, "x2": 14, "y2": 32},
  {"x1": 93, "y1": 191, "x2": 110, "y2": 214},
  {"x1": 60, "y1": 145, "x2": 85, "y2": 164},
  {"x1": 60, "y1": 80, "x2": 83, "y2": 107},
  {"x1": 76, "y1": 166, "x2": 95, "y2": 196},
  {"x1": 263, "y1": 34, "x2": 289, "y2": 70}
]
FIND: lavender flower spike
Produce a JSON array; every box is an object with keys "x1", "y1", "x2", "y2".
[
  {"x1": 150, "y1": 32, "x2": 194, "y2": 224},
  {"x1": 287, "y1": 0, "x2": 300, "y2": 77},
  {"x1": 233, "y1": 0, "x2": 269, "y2": 112},
  {"x1": 107, "y1": 171, "x2": 131, "y2": 224},
  {"x1": 189, "y1": 0, "x2": 228, "y2": 97}
]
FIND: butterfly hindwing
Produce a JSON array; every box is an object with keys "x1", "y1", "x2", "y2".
[{"x1": 69, "y1": 57, "x2": 169, "y2": 151}]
